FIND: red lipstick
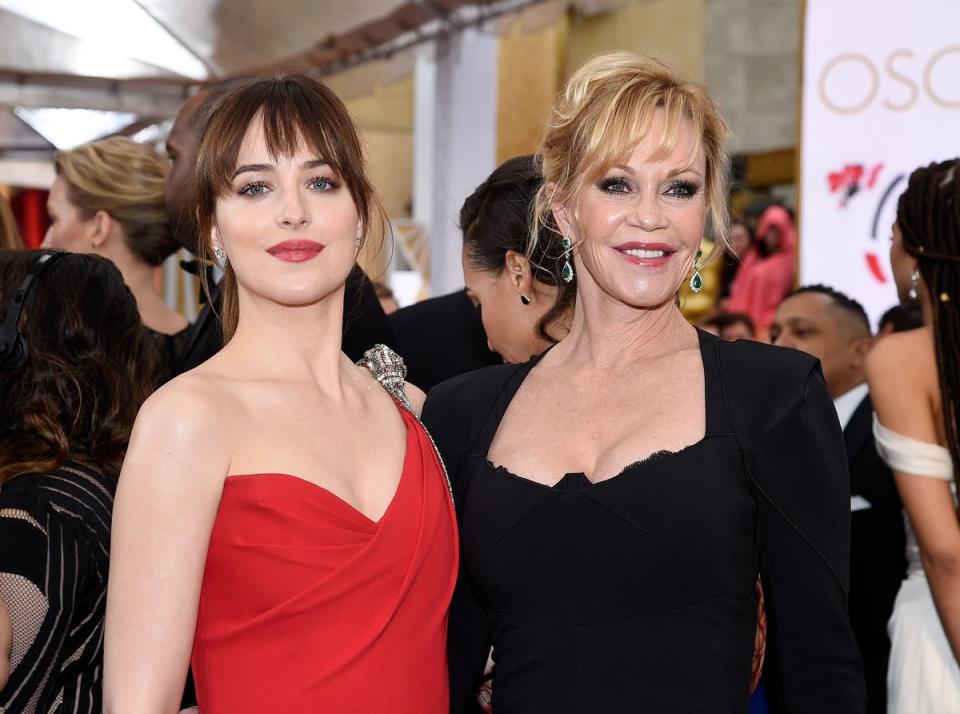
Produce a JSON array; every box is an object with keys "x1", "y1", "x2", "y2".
[{"x1": 266, "y1": 240, "x2": 325, "y2": 263}]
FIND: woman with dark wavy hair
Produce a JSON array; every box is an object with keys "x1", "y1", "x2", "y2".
[
  {"x1": 866, "y1": 158, "x2": 960, "y2": 712},
  {"x1": 0, "y1": 250, "x2": 153, "y2": 714}
]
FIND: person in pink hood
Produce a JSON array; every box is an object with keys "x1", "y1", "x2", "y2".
[{"x1": 727, "y1": 205, "x2": 796, "y2": 333}]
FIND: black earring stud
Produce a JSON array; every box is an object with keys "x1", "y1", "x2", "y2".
[{"x1": 520, "y1": 295, "x2": 531, "y2": 305}]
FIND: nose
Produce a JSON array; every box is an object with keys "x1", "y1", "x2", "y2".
[
  {"x1": 629, "y1": 191, "x2": 667, "y2": 231},
  {"x1": 276, "y1": 190, "x2": 311, "y2": 230}
]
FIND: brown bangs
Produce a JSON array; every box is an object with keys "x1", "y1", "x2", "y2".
[
  {"x1": 192, "y1": 73, "x2": 387, "y2": 342},
  {"x1": 197, "y1": 75, "x2": 370, "y2": 220}
]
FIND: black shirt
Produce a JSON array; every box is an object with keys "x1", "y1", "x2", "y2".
[{"x1": 423, "y1": 329, "x2": 866, "y2": 714}]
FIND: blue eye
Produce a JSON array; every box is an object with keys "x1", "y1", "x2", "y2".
[
  {"x1": 239, "y1": 181, "x2": 268, "y2": 197},
  {"x1": 309, "y1": 176, "x2": 338, "y2": 191},
  {"x1": 665, "y1": 180, "x2": 700, "y2": 199},
  {"x1": 598, "y1": 177, "x2": 631, "y2": 194}
]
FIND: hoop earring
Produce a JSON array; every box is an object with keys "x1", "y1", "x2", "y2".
[
  {"x1": 908, "y1": 268, "x2": 920, "y2": 301},
  {"x1": 689, "y1": 249, "x2": 703, "y2": 293},
  {"x1": 561, "y1": 236, "x2": 574, "y2": 283}
]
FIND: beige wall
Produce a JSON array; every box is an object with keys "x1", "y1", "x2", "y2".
[
  {"x1": 344, "y1": 76, "x2": 414, "y2": 219},
  {"x1": 496, "y1": 17, "x2": 567, "y2": 165},
  {"x1": 566, "y1": 0, "x2": 706, "y2": 81}
]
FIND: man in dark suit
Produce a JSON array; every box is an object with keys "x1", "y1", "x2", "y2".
[
  {"x1": 389, "y1": 290, "x2": 500, "y2": 392},
  {"x1": 771, "y1": 285, "x2": 906, "y2": 713},
  {"x1": 163, "y1": 78, "x2": 395, "y2": 373}
]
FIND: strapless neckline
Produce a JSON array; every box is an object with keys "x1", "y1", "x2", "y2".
[{"x1": 223, "y1": 407, "x2": 414, "y2": 525}]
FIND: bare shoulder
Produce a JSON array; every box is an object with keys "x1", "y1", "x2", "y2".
[
  {"x1": 134, "y1": 371, "x2": 225, "y2": 442},
  {"x1": 867, "y1": 328, "x2": 939, "y2": 438},
  {"x1": 122, "y1": 369, "x2": 234, "y2": 492},
  {"x1": 404, "y1": 382, "x2": 427, "y2": 415},
  {"x1": 866, "y1": 328, "x2": 934, "y2": 384}
]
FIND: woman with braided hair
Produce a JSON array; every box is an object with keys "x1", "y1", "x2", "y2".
[{"x1": 866, "y1": 158, "x2": 960, "y2": 712}]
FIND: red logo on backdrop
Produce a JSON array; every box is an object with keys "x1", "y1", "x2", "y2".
[
  {"x1": 828, "y1": 162, "x2": 884, "y2": 207},
  {"x1": 824, "y1": 162, "x2": 904, "y2": 285}
]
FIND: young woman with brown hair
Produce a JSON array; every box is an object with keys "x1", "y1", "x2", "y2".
[{"x1": 103, "y1": 75, "x2": 457, "y2": 713}]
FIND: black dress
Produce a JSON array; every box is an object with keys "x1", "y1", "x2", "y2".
[{"x1": 422, "y1": 329, "x2": 866, "y2": 714}]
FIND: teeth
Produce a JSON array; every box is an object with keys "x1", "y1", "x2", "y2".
[{"x1": 623, "y1": 248, "x2": 666, "y2": 259}]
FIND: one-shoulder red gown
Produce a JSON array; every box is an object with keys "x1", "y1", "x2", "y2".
[{"x1": 191, "y1": 403, "x2": 458, "y2": 713}]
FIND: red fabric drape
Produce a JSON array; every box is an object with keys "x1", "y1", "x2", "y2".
[{"x1": 11, "y1": 189, "x2": 50, "y2": 248}]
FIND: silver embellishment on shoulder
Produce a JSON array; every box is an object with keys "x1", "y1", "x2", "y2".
[
  {"x1": 358, "y1": 344, "x2": 413, "y2": 411},
  {"x1": 358, "y1": 344, "x2": 456, "y2": 511}
]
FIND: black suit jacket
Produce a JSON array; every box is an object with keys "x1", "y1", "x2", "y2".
[
  {"x1": 844, "y1": 392, "x2": 906, "y2": 714},
  {"x1": 389, "y1": 290, "x2": 500, "y2": 392}
]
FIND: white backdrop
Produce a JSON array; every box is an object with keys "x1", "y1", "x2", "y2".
[{"x1": 800, "y1": 0, "x2": 960, "y2": 327}]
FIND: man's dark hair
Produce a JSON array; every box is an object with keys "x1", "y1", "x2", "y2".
[
  {"x1": 704, "y1": 312, "x2": 755, "y2": 338},
  {"x1": 790, "y1": 284, "x2": 871, "y2": 335},
  {"x1": 878, "y1": 303, "x2": 923, "y2": 334}
]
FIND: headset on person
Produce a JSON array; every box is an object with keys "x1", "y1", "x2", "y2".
[{"x1": 0, "y1": 250, "x2": 68, "y2": 371}]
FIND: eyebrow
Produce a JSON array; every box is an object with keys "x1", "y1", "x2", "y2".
[
  {"x1": 231, "y1": 159, "x2": 329, "y2": 180},
  {"x1": 609, "y1": 164, "x2": 705, "y2": 179}
]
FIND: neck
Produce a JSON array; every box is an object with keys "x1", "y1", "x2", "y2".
[
  {"x1": 111, "y1": 251, "x2": 166, "y2": 318},
  {"x1": 830, "y1": 375, "x2": 866, "y2": 401},
  {"x1": 548, "y1": 279, "x2": 694, "y2": 371},
  {"x1": 224, "y1": 285, "x2": 349, "y2": 393}
]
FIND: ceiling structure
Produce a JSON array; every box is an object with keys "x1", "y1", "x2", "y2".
[
  {"x1": 0, "y1": 1, "x2": 537, "y2": 157},
  {"x1": 0, "y1": 0, "x2": 628, "y2": 184}
]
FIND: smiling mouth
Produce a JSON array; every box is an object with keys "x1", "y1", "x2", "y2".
[
  {"x1": 620, "y1": 248, "x2": 668, "y2": 259},
  {"x1": 615, "y1": 244, "x2": 676, "y2": 265},
  {"x1": 266, "y1": 240, "x2": 325, "y2": 262}
]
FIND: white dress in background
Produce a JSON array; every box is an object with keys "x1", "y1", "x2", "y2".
[{"x1": 874, "y1": 417, "x2": 960, "y2": 713}]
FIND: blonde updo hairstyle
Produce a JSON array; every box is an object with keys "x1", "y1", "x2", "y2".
[
  {"x1": 54, "y1": 137, "x2": 175, "y2": 266},
  {"x1": 533, "y1": 52, "x2": 732, "y2": 265}
]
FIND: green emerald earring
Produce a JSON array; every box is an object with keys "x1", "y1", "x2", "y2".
[
  {"x1": 561, "y1": 236, "x2": 574, "y2": 283},
  {"x1": 689, "y1": 248, "x2": 703, "y2": 293}
]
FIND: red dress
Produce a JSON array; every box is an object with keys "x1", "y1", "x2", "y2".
[{"x1": 191, "y1": 397, "x2": 458, "y2": 713}]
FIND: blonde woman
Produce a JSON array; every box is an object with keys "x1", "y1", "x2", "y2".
[
  {"x1": 44, "y1": 137, "x2": 186, "y2": 378},
  {"x1": 424, "y1": 53, "x2": 865, "y2": 713}
]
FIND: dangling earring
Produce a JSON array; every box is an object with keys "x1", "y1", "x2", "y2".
[
  {"x1": 908, "y1": 268, "x2": 920, "y2": 300},
  {"x1": 214, "y1": 246, "x2": 226, "y2": 263},
  {"x1": 355, "y1": 235, "x2": 362, "y2": 249},
  {"x1": 561, "y1": 236, "x2": 574, "y2": 283},
  {"x1": 689, "y1": 248, "x2": 704, "y2": 293}
]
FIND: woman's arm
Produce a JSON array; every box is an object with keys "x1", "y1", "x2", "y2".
[
  {"x1": 0, "y1": 596, "x2": 10, "y2": 691},
  {"x1": 897, "y1": 473, "x2": 960, "y2": 659},
  {"x1": 867, "y1": 336, "x2": 960, "y2": 660},
  {"x1": 103, "y1": 380, "x2": 228, "y2": 714}
]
